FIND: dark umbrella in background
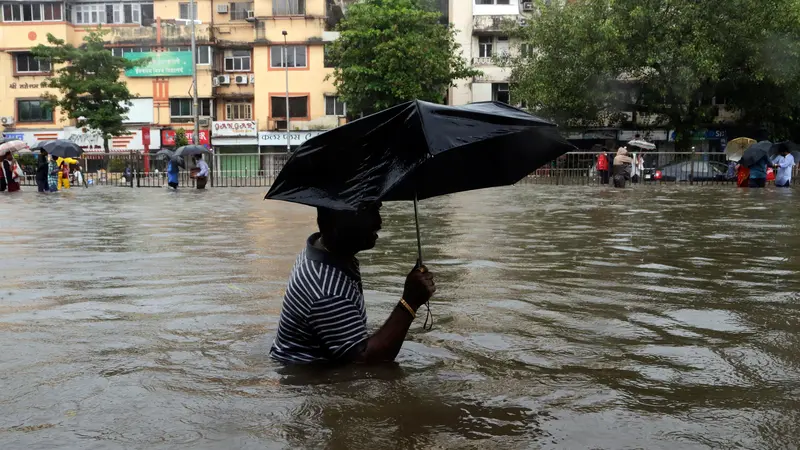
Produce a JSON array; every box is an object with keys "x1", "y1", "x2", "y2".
[
  {"x1": 266, "y1": 100, "x2": 576, "y2": 263},
  {"x1": 155, "y1": 149, "x2": 186, "y2": 168},
  {"x1": 174, "y1": 145, "x2": 211, "y2": 158},
  {"x1": 771, "y1": 141, "x2": 800, "y2": 161},
  {"x1": 31, "y1": 140, "x2": 84, "y2": 158},
  {"x1": 738, "y1": 141, "x2": 773, "y2": 168}
]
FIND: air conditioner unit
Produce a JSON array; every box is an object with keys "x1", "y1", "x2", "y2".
[
  {"x1": 217, "y1": 3, "x2": 229, "y2": 13},
  {"x1": 0, "y1": 116, "x2": 14, "y2": 126},
  {"x1": 274, "y1": 120, "x2": 287, "y2": 131},
  {"x1": 519, "y1": 18, "x2": 528, "y2": 26},
  {"x1": 234, "y1": 74, "x2": 249, "y2": 85},
  {"x1": 522, "y1": 2, "x2": 534, "y2": 11},
  {"x1": 198, "y1": 117, "x2": 211, "y2": 127},
  {"x1": 246, "y1": 10, "x2": 255, "y2": 20},
  {"x1": 216, "y1": 74, "x2": 230, "y2": 85},
  {"x1": 249, "y1": 74, "x2": 255, "y2": 85}
]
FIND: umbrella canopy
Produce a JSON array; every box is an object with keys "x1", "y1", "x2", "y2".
[
  {"x1": 725, "y1": 137, "x2": 756, "y2": 162},
  {"x1": 627, "y1": 139, "x2": 656, "y2": 150},
  {"x1": 771, "y1": 141, "x2": 800, "y2": 161},
  {"x1": 32, "y1": 140, "x2": 84, "y2": 158},
  {"x1": 175, "y1": 145, "x2": 211, "y2": 157},
  {"x1": 0, "y1": 137, "x2": 20, "y2": 145},
  {"x1": 266, "y1": 100, "x2": 575, "y2": 212},
  {"x1": 739, "y1": 141, "x2": 773, "y2": 167},
  {"x1": 0, "y1": 140, "x2": 29, "y2": 155},
  {"x1": 156, "y1": 149, "x2": 186, "y2": 168}
]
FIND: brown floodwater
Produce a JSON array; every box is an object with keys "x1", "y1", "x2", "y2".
[{"x1": 1, "y1": 185, "x2": 799, "y2": 449}]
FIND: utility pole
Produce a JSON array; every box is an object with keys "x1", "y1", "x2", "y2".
[
  {"x1": 190, "y1": 0, "x2": 199, "y2": 145},
  {"x1": 282, "y1": 30, "x2": 290, "y2": 152}
]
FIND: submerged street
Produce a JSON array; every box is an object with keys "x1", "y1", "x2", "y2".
[{"x1": 1, "y1": 186, "x2": 799, "y2": 449}]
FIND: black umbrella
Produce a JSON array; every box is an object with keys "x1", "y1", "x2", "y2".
[
  {"x1": 739, "y1": 141, "x2": 773, "y2": 168},
  {"x1": 31, "y1": 140, "x2": 84, "y2": 158},
  {"x1": 266, "y1": 100, "x2": 575, "y2": 262},
  {"x1": 155, "y1": 149, "x2": 186, "y2": 168},
  {"x1": 771, "y1": 141, "x2": 800, "y2": 161},
  {"x1": 175, "y1": 145, "x2": 211, "y2": 157}
]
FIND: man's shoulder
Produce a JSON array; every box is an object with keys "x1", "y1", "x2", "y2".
[{"x1": 290, "y1": 250, "x2": 359, "y2": 298}]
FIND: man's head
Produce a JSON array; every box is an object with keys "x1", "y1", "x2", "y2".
[
  {"x1": 317, "y1": 203, "x2": 382, "y2": 254},
  {"x1": 39, "y1": 149, "x2": 47, "y2": 158},
  {"x1": 4, "y1": 151, "x2": 12, "y2": 160},
  {"x1": 195, "y1": 154, "x2": 203, "y2": 161}
]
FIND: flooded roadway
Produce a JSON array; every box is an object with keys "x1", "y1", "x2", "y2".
[{"x1": 1, "y1": 186, "x2": 799, "y2": 449}]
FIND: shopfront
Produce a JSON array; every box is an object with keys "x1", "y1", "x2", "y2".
[{"x1": 211, "y1": 121, "x2": 259, "y2": 177}]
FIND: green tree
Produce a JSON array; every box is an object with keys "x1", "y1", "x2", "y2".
[
  {"x1": 174, "y1": 128, "x2": 189, "y2": 148},
  {"x1": 327, "y1": 0, "x2": 479, "y2": 116},
  {"x1": 509, "y1": 0, "x2": 800, "y2": 148},
  {"x1": 31, "y1": 29, "x2": 149, "y2": 153}
]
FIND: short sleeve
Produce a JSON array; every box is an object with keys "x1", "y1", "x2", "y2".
[{"x1": 308, "y1": 295, "x2": 367, "y2": 360}]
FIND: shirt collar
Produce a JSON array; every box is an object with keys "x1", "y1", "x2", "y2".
[{"x1": 305, "y1": 233, "x2": 361, "y2": 282}]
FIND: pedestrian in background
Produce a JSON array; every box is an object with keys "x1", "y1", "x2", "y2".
[
  {"x1": 595, "y1": 145, "x2": 610, "y2": 185},
  {"x1": 0, "y1": 152, "x2": 6, "y2": 192},
  {"x1": 631, "y1": 152, "x2": 644, "y2": 183},
  {"x1": 36, "y1": 149, "x2": 49, "y2": 192},
  {"x1": 194, "y1": 154, "x2": 209, "y2": 190},
  {"x1": 2, "y1": 151, "x2": 21, "y2": 192},
  {"x1": 612, "y1": 147, "x2": 633, "y2": 188},
  {"x1": 773, "y1": 146, "x2": 795, "y2": 187},
  {"x1": 748, "y1": 153, "x2": 772, "y2": 188},
  {"x1": 167, "y1": 158, "x2": 180, "y2": 190},
  {"x1": 60, "y1": 160, "x2": 71, "y2": 190},
  {"x1": 48, "y1": 155, "x2": 59, "y2": 192}
]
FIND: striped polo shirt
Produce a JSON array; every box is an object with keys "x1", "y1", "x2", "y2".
[{"x1": 270, "y1": 233, "x2": 368, "y2": 364}]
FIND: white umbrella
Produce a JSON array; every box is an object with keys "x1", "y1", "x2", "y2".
[
  {"x1": 627, "y1": 139, "x2": 657, "y2": 150},
  {"x1": 0, "y1": 140, "x2": 29, "y2": 155}
]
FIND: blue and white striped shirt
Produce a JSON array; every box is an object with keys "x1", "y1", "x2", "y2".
[{"x1": 270, "y1": 233, "x2": 367, "y2": 364}]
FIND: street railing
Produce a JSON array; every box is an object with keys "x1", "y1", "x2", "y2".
[{"x1": 18, "y1": 151, "x2": 799, "y2": 188}]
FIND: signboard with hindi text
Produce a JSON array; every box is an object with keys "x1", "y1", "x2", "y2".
[{"x1": 124, "y1": 51, "x2": 193, "y2": 77}]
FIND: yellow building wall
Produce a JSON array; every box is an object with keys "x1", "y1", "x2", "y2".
[{"x1": 253, "y1": 44, "x2": 334, "y2": 130}]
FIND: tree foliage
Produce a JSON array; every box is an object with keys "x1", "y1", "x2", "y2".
[
  {"x1": 327, "y1": 0, "x2": 479, "y2": 116},
  {"x1": 31, "y1": 29, "x2": 148, "y2": 152},
  {"x1": 509, "y1": 0, "x2": 800, "y2": 146},
  {"x1": 174, "y1": 128, "x2": 189, "y2": 148}
]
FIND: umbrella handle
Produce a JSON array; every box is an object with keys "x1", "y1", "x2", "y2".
[{"x1": 414, "y1": 192, "x2": 423, "y2": 266}]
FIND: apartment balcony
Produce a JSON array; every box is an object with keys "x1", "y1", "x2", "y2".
[
  {"x1": 106, "y1": 21, "x2": 212, "y2": 46},
  {"x1": 473, "y1": 15, "x2": 520, "y2": 34}
]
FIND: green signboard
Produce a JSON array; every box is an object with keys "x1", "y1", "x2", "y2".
[{"x1": 124, "y1": 51, "x2": 193, "y2": 77}]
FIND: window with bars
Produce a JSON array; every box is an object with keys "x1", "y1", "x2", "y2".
[
  {"x1": 178, "y1": 2, "x2": 197, "y2": 20},
  {"x1": 230, "y1": 2, "x2": 252, "y2": 20},
  {"x1": 15, "y1": 53, "x2": 51, "y2": 74},
  {"x1": 18, "y1": 100, "x2": 53, "y2": 122},
  {"x1": 170, "y1": 98, "x2": 213, "y2": 120},
  {"x1": 273, "y1": 0, "x2": 305, "y2": 15},
  {"x1": 478, "y1": 36, "x2": 493, "y2": 58},
  {"x1": 163, "y1": 46, "x2": 211, "y2": 65},
  {"x1": 111, "y1": 47, "x2": 151, "y2": 57},
  {"x1": 492, "y1": 83, "x2": 510, "y2": 104},
  {"x1": 226, "y1": 103, "x2": 253, "y2": 120},
  {"x1": 224, "y1": 50, "x2": 251, "y2": 72},
  {"x1": 1, "y1": 3, "x2": 62, "y2": 22},
  {"x1": 271, "y1": 96, "x2": 308, "y2": 119},
  {"x1": 324, "y1": 95, "x2": 346, "y2": 116},
  {"x1": 270, "y1": 46, "x2": 307, "y2": 68}
]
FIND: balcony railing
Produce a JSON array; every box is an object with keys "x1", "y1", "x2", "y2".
[{"x1": 473, "y1": 15, "x2": 519, "y2": 33}]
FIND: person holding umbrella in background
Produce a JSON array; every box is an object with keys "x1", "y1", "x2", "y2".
[
  {"x1": 193, "y1": 154, "x2": 209, "y2": 190},
  {"x1": 36, "y1": 149, "x2": 50, "y2": 192},
  {"x1": 48, "y1": 154, "x2": 60, "y2": 192},
  {"x1": 772, "y1": 142, "x2": 797, "y2": 187},
  {"x1": 2, "y1": 151, "x2": 21, "y2": 192},
  {"x1": 167, "y1": 157, "x2": 180, "y2": 190}
]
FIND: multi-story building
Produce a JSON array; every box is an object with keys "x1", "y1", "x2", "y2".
[
  {"x1": 449, "y1": 0, "x2": 525, "y2": 106},
  {"x1": 0, "y1": 0, "x2": 345, "y2": 166}
]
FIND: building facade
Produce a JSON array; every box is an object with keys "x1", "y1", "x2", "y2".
[{"x1": 0, "y1": 0, "x2": 344, "y2": 159}]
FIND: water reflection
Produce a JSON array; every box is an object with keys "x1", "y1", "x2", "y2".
[{"x1": 1, "y1": 185, "x2": 799, "y2": 449}]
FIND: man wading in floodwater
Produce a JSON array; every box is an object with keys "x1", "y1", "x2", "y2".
[{"x1": 270, "y1": 204, "x2": 436, "y2": 364}]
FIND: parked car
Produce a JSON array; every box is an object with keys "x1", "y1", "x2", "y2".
[{"x1": 654, "y1": 160, "x2": 728, "y2": 182}]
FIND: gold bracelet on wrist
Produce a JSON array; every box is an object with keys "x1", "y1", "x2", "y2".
[{"x1": 399, "y1": 298, "x2": 416, "y2": 319}]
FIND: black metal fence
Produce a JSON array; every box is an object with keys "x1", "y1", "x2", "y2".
[{"x1": 17, "y1": 151, "x2": 798, "y2": 188}]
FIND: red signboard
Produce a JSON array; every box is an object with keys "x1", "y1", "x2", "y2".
[
  {"x1": 142, "y1": 126, "x2": 151, "y2": 146},
  {"x1": 161, "y1": 129, "x2": 209, "y2": 146}
]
